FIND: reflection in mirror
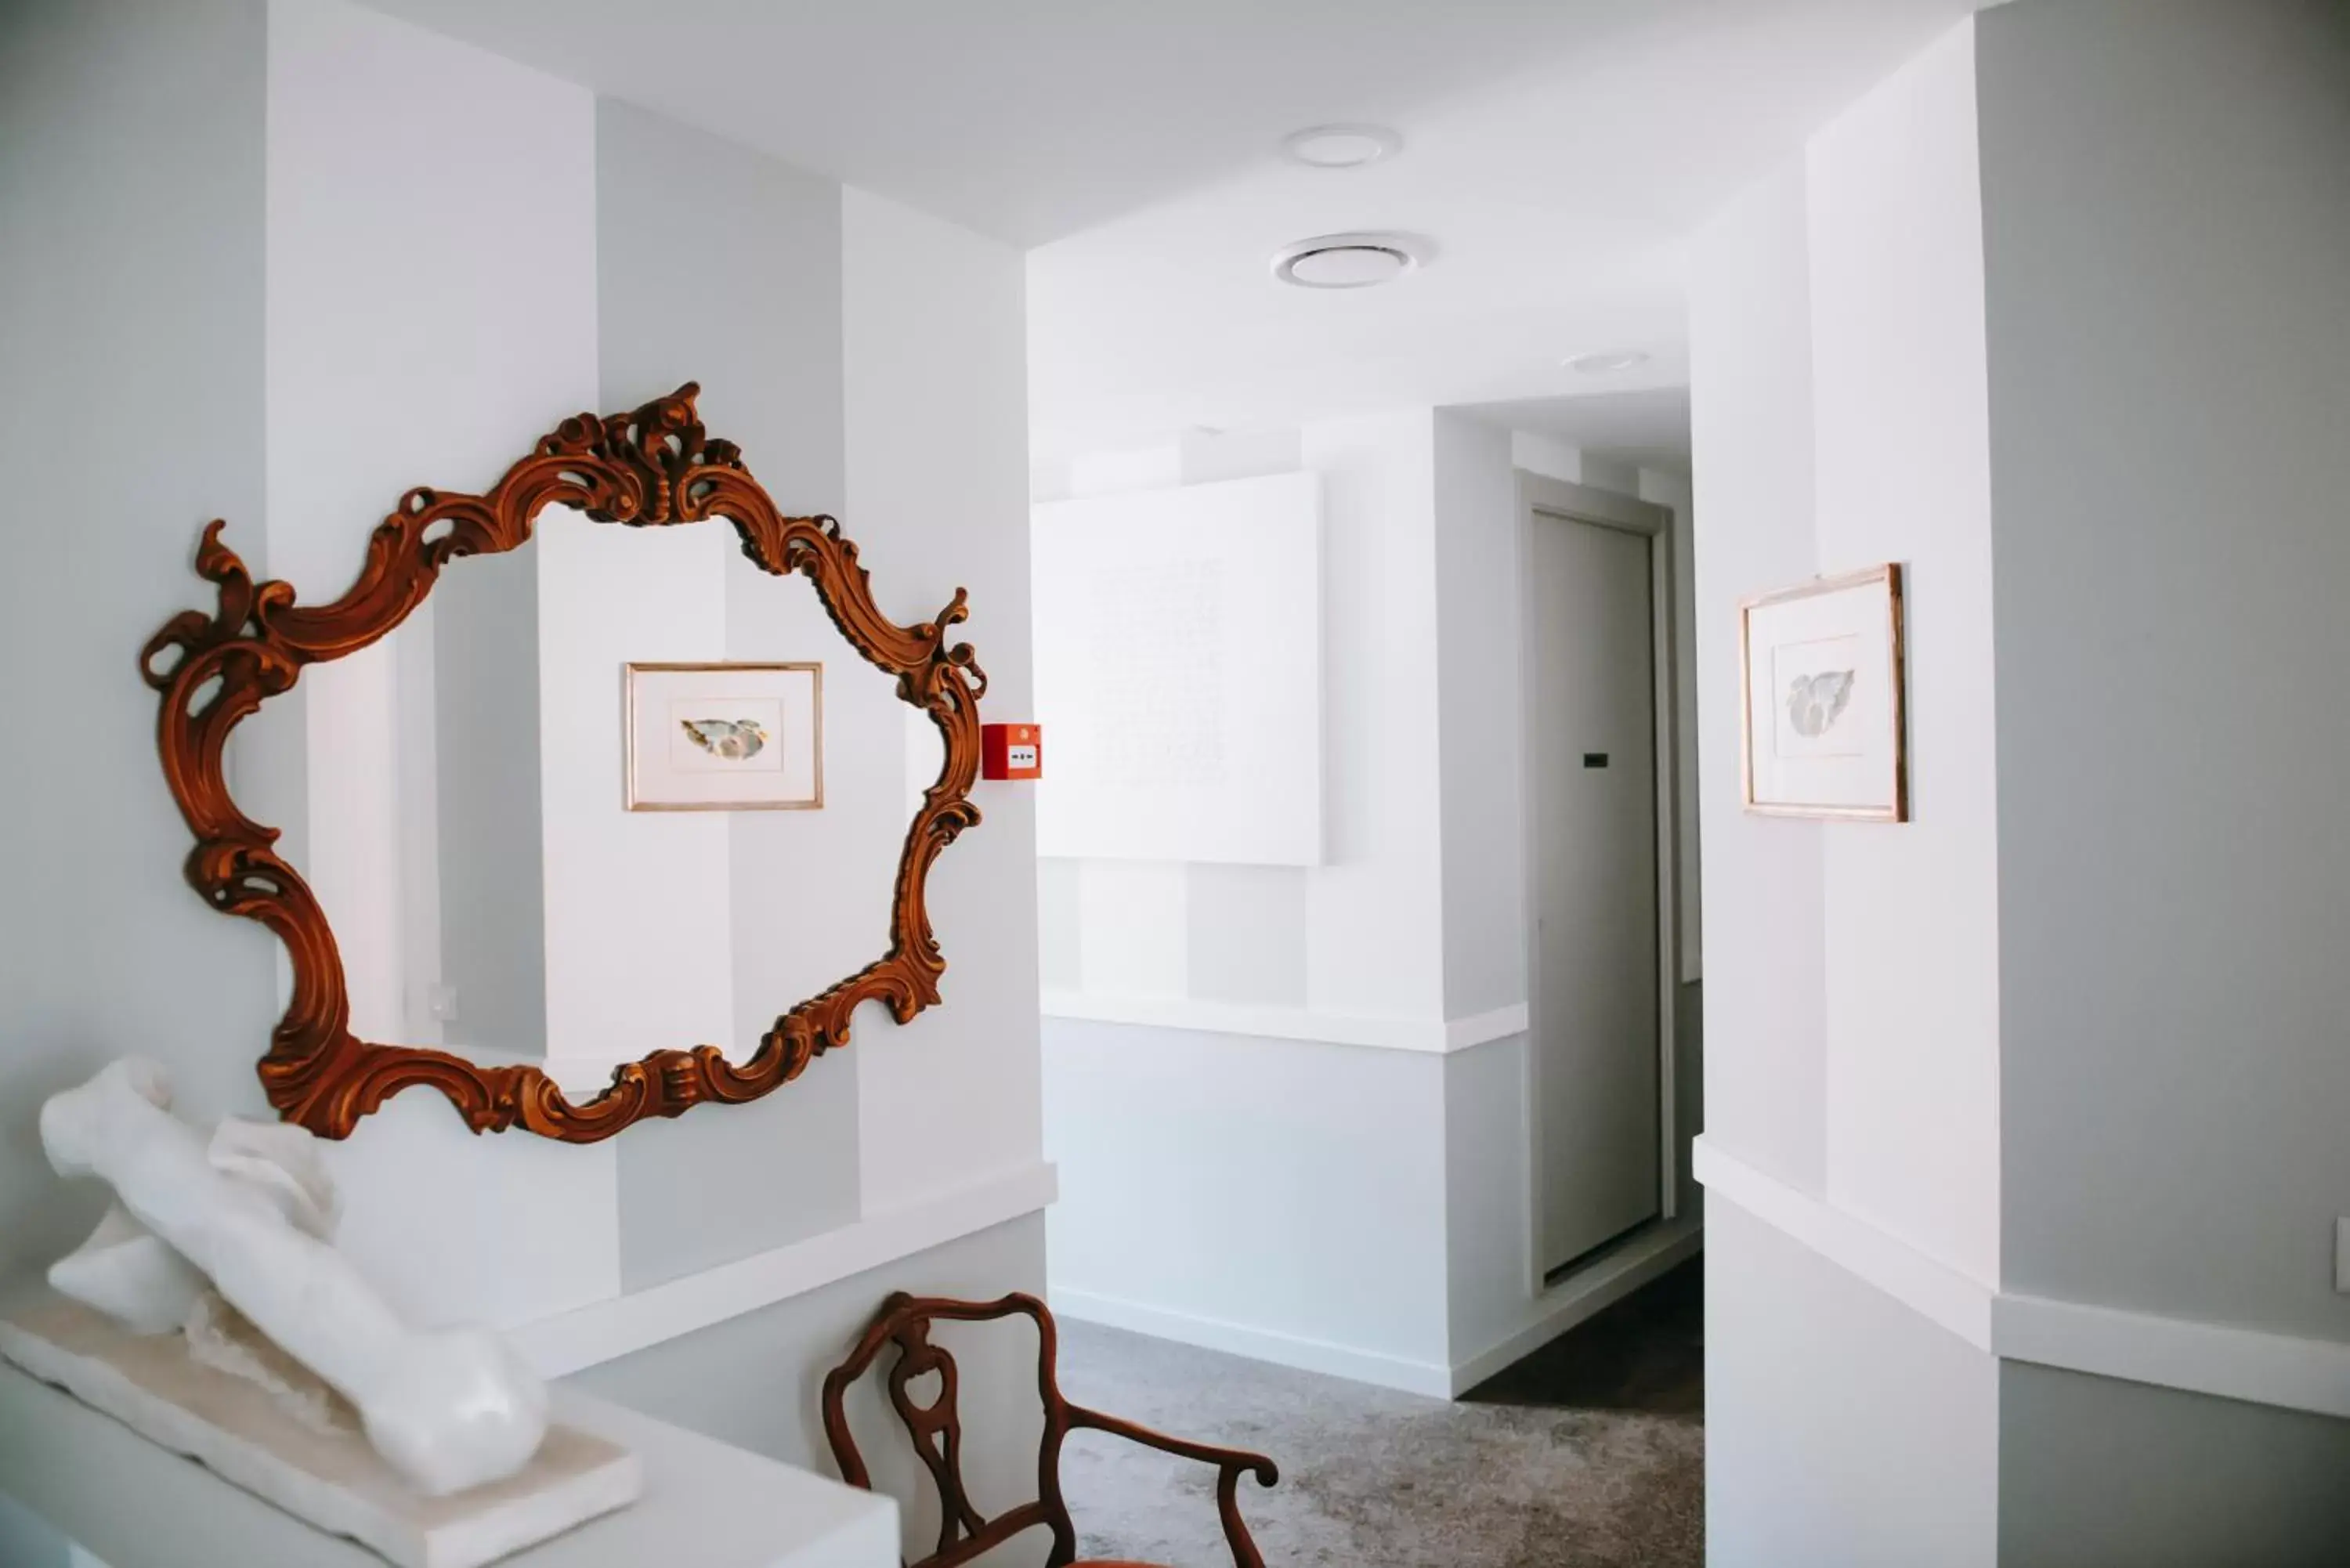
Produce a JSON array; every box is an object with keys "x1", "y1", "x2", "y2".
[{"x1": 240, "y1": 505, "x2": 921, "y2": 1096}]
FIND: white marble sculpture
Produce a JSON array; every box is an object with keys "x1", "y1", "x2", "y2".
[{"x1": 36, "y1": 1057, "x2": 549, "y2": 1498}]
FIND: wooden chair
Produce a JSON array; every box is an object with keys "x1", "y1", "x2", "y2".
[{"x1": 821, "y1": 1291, "x2": 1279, "y2": 1568}]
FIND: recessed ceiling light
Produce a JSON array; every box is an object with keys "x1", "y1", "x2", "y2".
[
  {"x1": 1564, "y1": 350, "x2": 1651, "y2": 374},
  {"x1": 1271, "y1": 232, "x2": 1431, "y2": 290},
  {"x1": 1281, "y1": 124, "x2": 1402, "y2": 170}
]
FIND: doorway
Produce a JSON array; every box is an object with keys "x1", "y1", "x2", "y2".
[{"x1": 1520, "y1": 475, "x2": 1679, "y2": 1280}]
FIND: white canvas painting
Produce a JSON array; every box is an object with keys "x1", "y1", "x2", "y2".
[
  {"x1": 1031, "y1": 471, "x2": 1323, "y2": 865},
  {"x1": 1741, "y1": 565, "x2": 1906, "y2": 820}
]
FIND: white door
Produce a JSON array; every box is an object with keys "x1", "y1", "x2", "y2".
[{"x1": 1528, "y1": 511, "x2": 1661, "y2": 1275}]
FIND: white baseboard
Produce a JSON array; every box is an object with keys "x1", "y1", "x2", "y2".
[
  {"x1": 1445, "y1": 1219, "x2": 1705, "y2": 1396},
  {"x1": 1049, "y1": 1287, "x2": 1458, "y2": 1398},
  {"x1": 521, "y1": 1162, "x2": 1058, "y2": 1378},
  {"x1": 1041, "y1": 992, "x2": 1528, "y2": 1054},
  {"x1": 1994, "y1": 1290, "x2": 2350, "y2": 1422},
  {"x1": 1697, "y1": 1134, "x2": 2350, "y2": 1421},
  {"x1": 1054, "y1": 1219, "x2": 1703, "y2": 1403}
]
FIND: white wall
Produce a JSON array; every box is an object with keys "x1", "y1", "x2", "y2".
[
  {"x1": 1, "y1": 5, "x2": 1053, "y2": 1548},
  {"x1": 1041, "y1": 403, "x2": 1706, "y2": 1389},
  {"x1": 1036, "y1": 414, "x2": 1469, "y2": 1389},
  {"x1": 1692, "y1": 12, "x2": 1999, "y2": 1289},
  {"x1": 537, "y1": 521, "x2": 732, "y2": 1082},
  {"x1": 1806, "y1": 16, "x2": 2001, "y2": 1288},
  {"x1": 1039, "y1": 403, "x2": 1709, "y2": 1039},
  {"x1": 1036, "y1": 411, "x2": 1450, "y2": 1029},
  {"x1": 1045, "y1": 1021, "x2": 1455, "y2": 1390},
  {"x1": 1441, "y1": 1034, "x2": 1536, "y2": 1364},
  {"x1": 1690, "y1": 164, "x2": 1830, "y2": 1189},
  {"x1": 1302, "y1": 413, "x2": 1451, "y2": 1019},
  {"x1": 1708, "y1": 1202, "x2": 1998, "y2": 1568},
  {"x1": 262, "y1": 0, "x2": 622, "y2": 1333},
  {"x1": 842, "y1": 184, "x2": 1043, "y2": 1212},
  {"x1": 1697, "y1": 4, "x2": 2350, "y2": 1559},
  {"x1": 586, "y1": 96, "x2": 868, "y2": 1291},
  {"x1": 1691, "y1": 20, "x2": 2005, "y2": 1560},
  {"x1": 261, "y1": 0, "x2": 1050, "y2": 1319}
]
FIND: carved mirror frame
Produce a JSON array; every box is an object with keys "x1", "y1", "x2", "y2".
[{"x1": 142, "y1": 385, "x2": 986, "y2": 1144}]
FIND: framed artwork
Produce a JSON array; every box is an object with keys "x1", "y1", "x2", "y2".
[
  {"x1": 1739, "y1": 563, "x2": 1907, "y2": 822},
  {"x1": 624, "y1": 661, "x2": 823, "y2": 811}
]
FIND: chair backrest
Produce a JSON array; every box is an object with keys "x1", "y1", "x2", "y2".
[{"x1": 821, "y1": 1291, "x2": 1079, "y2": 1568}]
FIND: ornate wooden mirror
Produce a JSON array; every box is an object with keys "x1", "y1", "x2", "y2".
[{"x1": 141, "y1": 385, "x2": 985, "y2": 1144}]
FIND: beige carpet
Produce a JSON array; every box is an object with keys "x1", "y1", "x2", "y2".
[{"x1": 1053, "y1": 1277, "x2": 1703, "y2": 1568}]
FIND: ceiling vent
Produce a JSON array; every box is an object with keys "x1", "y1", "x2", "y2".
[
  {"x1": 1281, "y1": 125, "x2": 1403, "y2": 170},
  {"x1": 1564, "y1": 349, "x2": 1651, "y2": 375},
  {"x1": 1271, "y1": 232, "x2": 1431, "y2": 290}
]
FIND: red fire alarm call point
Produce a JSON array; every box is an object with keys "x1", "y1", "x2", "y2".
[{"x1": 982, "y1": 723, "x2": 1043, "y2": 781}]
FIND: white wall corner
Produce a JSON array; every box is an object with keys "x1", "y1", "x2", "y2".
[
  {"x1": 1697, "y1": 1135, "x2": 1995, "y2": 1349},
  {"x1": 1509, "y1": 430, "x2": 1583, "y2": 485}
]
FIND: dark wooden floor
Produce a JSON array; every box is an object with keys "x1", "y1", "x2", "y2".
[{"x1": 1462, "y1": 1255, "x2": 1705, "y2": 1418}]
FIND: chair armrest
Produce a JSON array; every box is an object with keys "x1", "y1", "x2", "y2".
[{"x1": 1065, "y1": 1405, "x2": 1278, "y2": 1568}]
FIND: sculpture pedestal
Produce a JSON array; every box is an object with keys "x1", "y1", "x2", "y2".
[{"x1": 0, "y1": 1292, "x2": 640, "y2": 1568}]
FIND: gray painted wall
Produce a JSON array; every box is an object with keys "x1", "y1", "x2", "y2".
[
  {"x1": 0, "y1": 0, "x2": 273, "y2": 1286},
  {"x1": 1707, "y1": 1201, "x2": 1998, "y2": 1568},
  {"x1": 592, "y1": 98, "x2": 864, "y2": 1290},
  {"x1": 1998, "y1": 1362, "x2": 2350, "y2": 1568},
  {"x1": 0, "y1": 1490, "x2": 69, "y2": 1568},
  {"x1": 1672, "y1": 979, "x2": 1702, "y2": 1217},
  {"x1": 1430, "y1": 409, "x2": 1529, "y2": 1018},
  {"x1": 568, "y1": 1213, "x2": 1052, "y2": 1567},
  {"x1": 594, "y1": 98, "x2": 847, "y2": 501},
  {"x1": 1698, "y1": 5, "x2": 2350, "y2": 1561},
  {"x1": 432, "y1": 551, "x2": 548, "y2": 1057},
  {"x1": 1979, "y1": 0, "x2": 2350, "y2": 1338}
]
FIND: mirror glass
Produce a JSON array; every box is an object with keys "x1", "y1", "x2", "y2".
[{"x1": 241, "y1": 508, "x2": 931, "y2": 1094}]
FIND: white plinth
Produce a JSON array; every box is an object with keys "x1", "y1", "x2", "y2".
[
  {"x1": 0, "y1": 1313, "x2": 898, "y2": 1568},
  {"x1": 0, "y1": 1292, "x2": 639, "y2": 1568}
]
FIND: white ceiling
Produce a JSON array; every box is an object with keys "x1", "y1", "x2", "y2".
[
  {"x1": 365, "y1": 0, "x2": 1973, "y2": 464},
  {"x1": 1025, "y1": 0, "x2": 1974, "y2": 463}
]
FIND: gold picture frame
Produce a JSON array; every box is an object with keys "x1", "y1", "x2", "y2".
[
  {"x1": 1738, "y1": 562, "x2": 1907, "y2": 822},
  {"x1": 624, "y1": 660, "x2": 826, "y2": 811}
]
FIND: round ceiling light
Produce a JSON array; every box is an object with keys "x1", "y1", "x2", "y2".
[
  {"x1": 1282, "y1": 124, "x2": 1403, "y2": 170},
  {"x1": 1271, "y1": 232, "x2": 1430, "y2": 290},
  {"x1": 1565, "y1": 349, "x2": 1652, "y2": 374}
]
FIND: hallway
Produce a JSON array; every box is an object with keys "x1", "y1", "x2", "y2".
[{"x1": 1057, "y1": 1263, "x2": 1703, "y2": 1567}]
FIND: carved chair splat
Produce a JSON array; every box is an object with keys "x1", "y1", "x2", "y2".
[{"x1": 821, "y1": 1292, "x2": 1278, "y2": 1568}]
